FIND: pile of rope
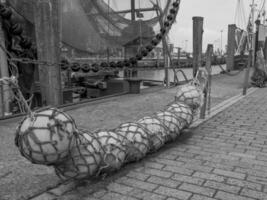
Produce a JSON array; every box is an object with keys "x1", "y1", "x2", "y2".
[{"x1": 14, "y1": 72, "x2": 206, "y2": 180}]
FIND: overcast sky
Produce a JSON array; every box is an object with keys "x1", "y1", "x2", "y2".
[{"x1": 169, "y1": 0, "x2": 255, "y2": 52}]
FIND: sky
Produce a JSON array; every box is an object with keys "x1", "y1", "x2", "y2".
[{"x1": 168, "y1": 0, "x2": 253, "y2": 53}]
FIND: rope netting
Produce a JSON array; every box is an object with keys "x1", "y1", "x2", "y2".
[{"x1": 15, "y1": 73, "x2": 208, "y2": 180}]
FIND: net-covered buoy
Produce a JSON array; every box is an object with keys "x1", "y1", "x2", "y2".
[
  {"x1": 109, "y1": 61, "x2": 117, "y2": 68},
  {"x1": 100, "y1": 62, "x2": 108, "y2": 68},
  {"x1": 15, "y1": 108, "x2": 78, "y2": 165},
  {"x1": 141, "y1": 48, "x2": 149, "y2": 57},
  {"x1": 173, "y1": 1, "x2": 180, "y2": 8},
  {"x1": 60, "y1": 59, "x2": 69, "y2": 71},
  {"x1": 146, "y1": 44, "x2": 154, "y2": 52},
  {"x1": 10, "y1": 23, "x2": 23, "y2": 36},
  {"x1": 129, "y1": 57, "x2": 137, "y2": 65},
  {"x1": 55, "y1": 130, "x2": 103, "y2": 180},
  {"x1": 136, "y1": 53, "x2": 143, "y2": 60},
  {"x1": 160, "y1": 28, "x2": 166, "y2": 35},
  {"x1": 116, "y1": 61, "x2": 124, "y2": 68},
  {"x1": 169, "y1": 8, "x2": 177, "y2": 14},
  {"x1": 94, "y1": 130, "x2": 126, "y2": 173},
  {"x1": 155, "y1": 111, "x2": 182, "y2": 142},
  {"x1": 137, "y1": 117, "x2": 169, "y2": 152},
  {"x1": 151, "y1": 38, "x2": 160, "y2": 46},
  {"x1": 166, "y1": 102, "x2": 193, "y2": 129},
  {"x1": 19, "y1": 37, "x2": 32, "y2": 49},
  {"x1": 164, "y1": 21, "x2": 171, "y2": 27},
  {"x1": 175, "y1": 84, "x2": 203, "y2": 110},
  {"x1": 0, "y1": 7, "x2": 12, "y2": 19},
  {"x1": 71, "y1": 63, "x2": 81, "y2": 72},
  {"x1": 156, "y1": 33, "x2": 163, "y2": 40},
  {"x1": 167, "y1": 14, "x2": 175, "y2": 21},
  {"x1": 116, "y1": 122, "x2": 150, "y2": 162},
  {"x1": 91, "y1": 63, "x2": 100, "y2": 72},
  {"x1": 81, "y1": 63, "x2": 90, "y2": 73}
]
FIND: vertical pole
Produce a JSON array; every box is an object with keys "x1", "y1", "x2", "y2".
[
  {"x1": 220, "y1": 30, "x2": 223, "y2": 55},
  {"x1": 192, "y1": 17, "x2": 204, "y2": 77},
  {"x1": 163, "y1": 39, "x2": 170, "y2": 87},
  {"x1": 243, "y1": 49, "x2": 252, "y2": 95},
  {"x1": 0, "y1": 18, "x2": 10, "y2": 116},
  {"x1": 34, "y1": 0, "x2": 62, "y2": 106},
  {"x1": 226, "y1": 24, "x2": 236, "y2": 71},
  {"x1": 243, "y1": 0, "x2": 256, "y2": 95},
  {"x1": 177, "y1": 47, "x2": 181, "y2": 66},
  {"x1": 131, "y1": 0, "x2": 136, "y2": 21},
  {"x1": 200, "y1": 44, "x2": 213, "y2": 119},
  {"x1": 254, "y1": 19, "x2": 261, "y2": 65}
]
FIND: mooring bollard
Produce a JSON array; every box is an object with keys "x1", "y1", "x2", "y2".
[{"x1": 127, "y1": 78, "x2": 142, "y2": 94}]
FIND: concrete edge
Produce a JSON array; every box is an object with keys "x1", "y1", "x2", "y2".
[{"x1": 191, "y1": 87, "x2": 258, "y2": 128}]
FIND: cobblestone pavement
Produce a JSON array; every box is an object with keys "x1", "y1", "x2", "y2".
[
  {"x1": 0, "y1": 71, "x2": 255, "y2": 200},
  {"x1": 28, "y1": 88, "x2": 267, "y2": 200}
]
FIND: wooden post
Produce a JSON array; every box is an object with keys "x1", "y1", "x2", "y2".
[
  {"x1": 200, "y1": 44, "x2": 213, "y2": 119},
  {"x1": 34, "y1": 0, "x2": 62, "y2": 106},
  {"x1": 131, "y1": 0, "x2": 136, "y2": 21},
  {"x1": 0, "y1": 19, "x2": 10, "y2": 116},
  {"x1": 163, "y1": 40, "x2": 170, "y2": 87},
  {"x1": 243, "y1": 49, "x2": 252, "y2": 95},
  {"x1": 192, "y1": 17, "x2": 204, "y2": 77},
  {"x1": 226, "y1": 24, "x2": 236, "y2": 71}
]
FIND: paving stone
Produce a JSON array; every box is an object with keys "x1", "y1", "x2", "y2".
[
  {"x1": 204, "y1": 180, "x2": 241, "y2": 194},
  {"x1": 126, "y1": 171, "x2": 150, "y2": 181},
  {"x1": 172, "y1": 173, "x2": 204, "y2": 185},
  {"x1": 193, "y1": 172, "x2": 225, "y2": 182},
  {"x1": 48, "y1": 182, "x2": 76, "y2": 196},
  {"x1": 226, "y1": 178, "x2": 262, "y2": 191},
  {"x1": 240, "y1": 188, "x2": 266, "y2": 200},
  {"x1": 101, "y1": 192, "x2": 138, "y2": 200},
  {"x1": 116, "y1": 177, "x2": 158, "y2": 191},
  {"x1": 147, "y1": 176, "x2": 181, "y2": 188},
  {"x1": 215, "y1": 191, "x2": 256, "y2": 200},
  {"x1": 154, "y1": 186, "x2": 192, "y2": 200},
  {"x1": 107, "y1": 183, "x2": 134, "y2": 195},
  {"x1": 163, "y1": 166, "x2": 194, "y2": 176},
  {"x1": 179, "y1": 183, "x2": 215, "y2": 197},
  {"x1": 190, "y1": 194, "x2": 216, "y2": 200},
  {"x1": 213, "y1": 169, "x2": 246, "y2": 180},
  {"x1": 128, "y1": 188, "x2": 166, "y2": 200},
  {"x1": 143, "y1": 168, "x2": 173, "y2": 178},
  {"x1": 153, "y1": 158, "x2": 184, "y2": 167},
  {"x1": 31, "y1": 193, "x2": 57, "y2": 200}
]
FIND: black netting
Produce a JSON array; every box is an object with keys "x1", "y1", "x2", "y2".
[
  {"x1": 175, "y1": 84, "x2": 203, "y2": 110},
  {"x1": 155, "y1": 111, "x2": 182, "y2": 142},
  {"x1": 137, "y1": 116, "x2": 169, "y2": 151},
  {"x1": 54, "y1": 129, "x2": 103, "y2": 180},
  {"x1": 115, "y1": 122, "x2": 150, "y2": 162},
  {"x1": 15, "y1": 108, "x2": 78, "y2": 165},
  {"x1": 166, "y1": 102, "x2": 193, "y2": 129},
  {"x1": 94, "y1": 130, "x2": 127, "y2": 173}
]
